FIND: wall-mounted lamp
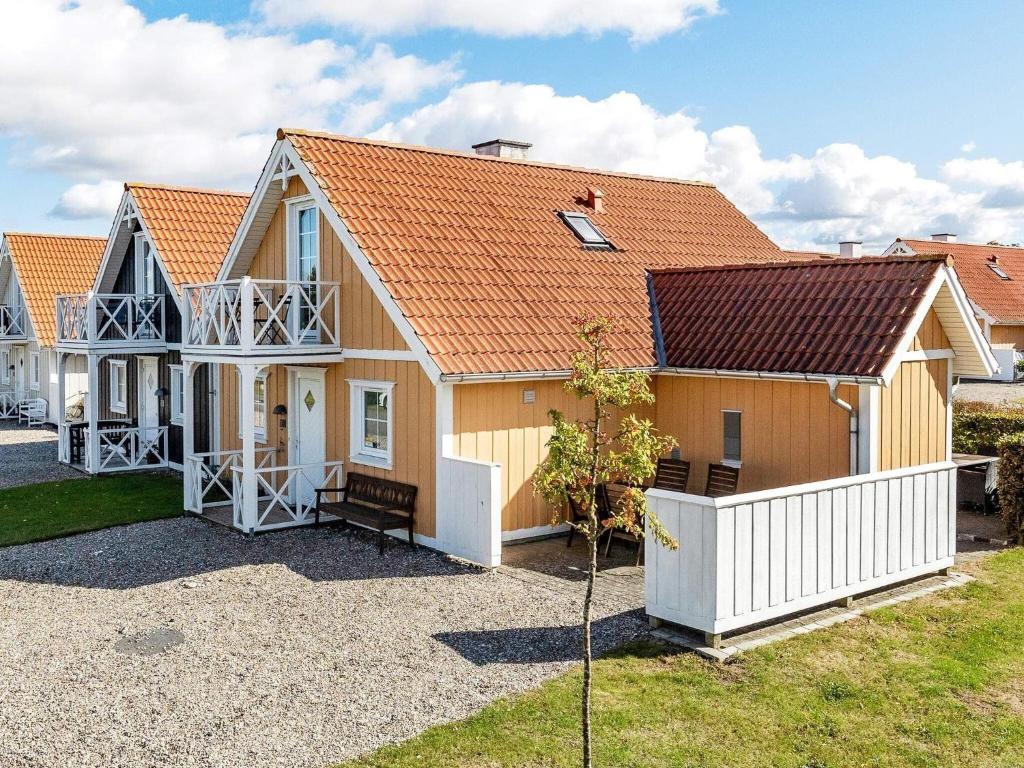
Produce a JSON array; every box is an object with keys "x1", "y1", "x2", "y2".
[
  {"x1": 273, "y1": 403, "x2": 288, "y2": 431},
  {"x1": 154, "y1": 387, "x2": 170, "y2": 398}
]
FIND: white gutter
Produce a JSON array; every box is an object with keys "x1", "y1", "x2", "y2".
[
  {"x1": 439, "y1": 366, "x2": 884, "y2": 386},
  {"x1": 826, "y1": 377, "x2": 858, "y2": 475},
  {"x1": 438, "y1": 367, "x2": 658, "y2": 383}
]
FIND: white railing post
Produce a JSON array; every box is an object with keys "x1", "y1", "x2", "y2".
[
  {"x1": 86, "y1": 291, "x2": 97, "y2": 344},
  {"x1": 56, "y1": 351, "x2": 67, "y2": 463},
  {"x1": 240, "y1": 277, "x2": 255, "y2": 353},
  {"x1": 238, "y1": 363, "x2": 260, "y2": 532},
  {"x1": 86, "y1": 353, "x2": 100, "y2": 473},
  {"x1": 182, "y1": 361, "x2": 196, "y2": 511}
]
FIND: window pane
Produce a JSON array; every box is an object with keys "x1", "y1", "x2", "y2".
[
  {"x1": 723, "y1": 412, "x2": 741, "y2": 462},
  {"x1": 561, "y1": 213, "x2": 610, "y2": 246}
]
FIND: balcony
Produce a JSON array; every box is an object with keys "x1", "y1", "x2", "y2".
[
  {"x1": 56, "y1": 293, "x2": 166, "y2": 351},
  {"x1": 0, "y1": 304, "x2": 26, "y2": 340},
  {"x1": 182, "y1": 277, "x2": 341, "y2": 358}
]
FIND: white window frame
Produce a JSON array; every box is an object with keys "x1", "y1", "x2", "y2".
[
  {"x1": 134, "y1": 232, "x2": 157, "y2": 296},
  {"x1": 286, "y1": 196, "x2": 321, "y2": 344},
  {"x1": 29, "y1": 352, "x2": 40, "y2": 390},
  {"x1": 109, "y1": 359, "x2": 127, "y2": 414},
  {"x1": 237, "y1": 371, "x2": 269, "y2": 444},
  {"x1": 347, "y1": 379, "x2": 395, "y2": 470},
  {"x1": 1, "y1": 348, "x2": 9, "y2": 385},
  {"x1": 169, "y1": 364, "x2": 184, "y2": 426},
  {"x1": 722, "y1": 409, "x2": 742, "y2": 467}
]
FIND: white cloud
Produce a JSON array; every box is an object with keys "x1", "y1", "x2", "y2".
[
  {"x1": 961, "y1": 141, "x2": 977, "y2": 153},
  {"x1": 256, "y1": 0, "x2": 720, "y2": 42},
  {"x1": 373, "y1": 81, "x2": 1024, "y2": 250},
  {"x1": 50, "y1": 180, "x2": 124, "y2": 220},
  {"x1": 0, "y1": 0, "x2": 460, "y2": 219}
]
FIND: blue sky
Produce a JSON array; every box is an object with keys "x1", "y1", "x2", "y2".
[{"x1": 3, "y1": 0, "x2": 1024, "y2": 249}]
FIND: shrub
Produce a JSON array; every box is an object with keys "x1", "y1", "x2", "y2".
[
  {"x1": 996, "y1": 432, "x2": 1024, "y2": 543},
  {"x1": 952, "y1": 400, "x2": 1024, "y2": 456}
]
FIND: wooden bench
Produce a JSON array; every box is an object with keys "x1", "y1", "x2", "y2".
[{"x1": 314, "y1": 472, "x2": 418, "y2": 554}]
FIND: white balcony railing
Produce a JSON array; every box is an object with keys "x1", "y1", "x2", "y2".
[
  {"x1": 0, "y1": 391, "x2": 18, "y2": 419},
  {"x1": 184, "y1": 446, "x2": 276, "y2": 513},
  {"x1": 56, "y1": 293, "x2": 166, "y2": 347},
  {"x1": 84, "y1": 425, "x2": 169, "y2": 473},
  {"x1": 231, "y1": 460, "x2": 344, "y2": 531},
  {"x1": 183, "y1": 277, "x2": 341, "y2": 354},
  {"x1": 0, "y1": 304, "x2": 26, "y2": 338},
  {"x1": 645, "y1": 461, "x2": 957, "y2": 641}
]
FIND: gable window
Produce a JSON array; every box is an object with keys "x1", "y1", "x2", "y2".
[
  {"x1": 348, "y1": 379, "x2": 394, "y2": 469},
  {"x1": 558, "y1": 211, "x2": 613, "y2": 249},
  {"x1": 29, "y1": 352, "x2": 40, "y2": 390},
  {"x1": 288, "y1": 197, "x2": 320, "y2": 342},
  {"x1": 109, "y1": 359, "x2": 127, "y2": 413},
  {"x1": 237, "y1": 371, "x2": 269, "y2": 443},
  {"x1": 135, "y1": 233, "x2": 157, "y2": 295},
  {"x1": 722, "y1": 410, "x2": 742, "y2": 465},
  {"x1": 169, "y1": 365, "x2": 184, "y2": 426}
]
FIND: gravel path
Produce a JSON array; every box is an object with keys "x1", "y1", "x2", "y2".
[
  {"x1": 954, "y1": 381, "x2": 1024, "y2": 406},
  {"x1": 0, "y1": 421, "x2": 84, "y2": 489},
  {"x1": 0, "y1": 518, "x2": 645, "y2": 768}
]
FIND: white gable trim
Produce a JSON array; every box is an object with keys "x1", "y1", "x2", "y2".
[
  {"x1": 94, "y1": 190, "x2": 182, "y2": 312},
  {"x1": 218, "y1": 139, "x2": 443, "y2": 384},
  {"x1": 0, "y1": 236, "x2": 37, "y2": 343},
  {"x1": 879, "y1": 264, "x2": 997, "y2": 383}
]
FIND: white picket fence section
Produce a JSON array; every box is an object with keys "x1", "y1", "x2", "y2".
[
  {"x1": 645, "y1": 461, "x2": 957, "y2": 636},
  {"x1": 436, "y1": 454, "x2": 501, "y2": 567}
]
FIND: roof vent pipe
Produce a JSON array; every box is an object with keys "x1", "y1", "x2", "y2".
[
  {"x1": 838, "y1": 240, "x2": 863, "y2": 259},
  {"x1": 931, "y1": 233, "x2": 957, "y2": 243},
  {"x1": 471, "y1": 139, "x2": 532, "y2": 159}
]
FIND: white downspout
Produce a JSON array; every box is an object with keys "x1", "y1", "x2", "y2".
[{"x1": 827, "y1": 377, "x2": 858, "y2": 476}]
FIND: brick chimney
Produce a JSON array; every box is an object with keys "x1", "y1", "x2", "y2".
[
  {"x1": 586, "y1": 187, "x2": 604, "y2": 214},
  {"x1": 838, "y1": 240, "x2": 863, "y2": 258},
  {"x1": 471, "y1": 139, "x2": 532, "y2": 159},
  {"x1": 931, "y1": 233, "x2": 957, "y2": 243}
]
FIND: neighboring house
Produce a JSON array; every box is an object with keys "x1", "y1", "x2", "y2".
[
  {"x1": 883, "y1": 234, "x2": 1024, "y2": 380},
  {"x1": 783, "y1": 241, "x2": 875, "y2": 260},
  {"x1": 0, "y1": 233, "x2": 106, "y2": 424},
  {"x1": 178, "y1": 129, "x2": 994, "y2": 581},
  {"x1": 55, "y1": 183, "x2": 248, "y2": 474}
]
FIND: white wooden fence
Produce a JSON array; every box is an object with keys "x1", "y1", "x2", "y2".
[
  {"x1": 436, "y1": 454, "x2": 501, "y2": 567},
  {"x1": 645, "y1": 461, "x2": 957, "y2": 638}
]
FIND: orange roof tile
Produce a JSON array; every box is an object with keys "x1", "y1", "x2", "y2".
[
  {"x1": 894, "y1": 238, "x2": 1024, "y2": 324},
  {"x1": 128, "y1": 183, "x2": 249, "y2": 291},
  {"x1": 4, "y1": 233, "x2": 106, "y2": 347},
  {"x1": 282, "y1": 129, "x2": 791, "y2": 375}
]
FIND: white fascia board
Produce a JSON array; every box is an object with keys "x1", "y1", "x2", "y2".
[
  {"x1": 880, "y1": 271, "x2": 946, "y2": 384},
  {"x1": 92, "y1": 190, "x2": 133, "y2": 294},
  {"x1": 941, "y1": 263, "x2": 998, "y2": 375}
]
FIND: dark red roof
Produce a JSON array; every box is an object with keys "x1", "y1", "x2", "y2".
[{"x1": 649, "y1": 255, "x2": 948, "y2": 378}]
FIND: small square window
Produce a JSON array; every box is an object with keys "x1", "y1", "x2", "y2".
[
  {"x1": 559, "y1": 212, "x2": 613, "y2": 248},
  {"x1": 348, "y1": 379, "x2": 395, "y2": 469},
  {"x1": 723, "y1": 410, "x2": 742, "y2": 464},
  {"x1": 109, "y1": 360, "x2": 127, "y2": 414}
]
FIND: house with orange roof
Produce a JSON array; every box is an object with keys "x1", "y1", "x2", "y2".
[
  {"x1": 54, "y1": 183, "x2": 248, "y2": 474},
  {"x1": 883, "y1": 234, "x2": 1024, "y2": 380},
  {"x1": 0, "y1": 233, "x2": 106, "y2": 425},
  {"x1": 174, "y1": 128, "x2": 992, "y2": 634}
]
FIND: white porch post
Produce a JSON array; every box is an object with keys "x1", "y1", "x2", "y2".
[
  {"x1": 182, "y1": 360, "x2": 197, "y2": 512},
  {"x1": 238, "y1": 362, "x2": 259, "y2": 533},
  {"x1": 56, "y1": 351, "x2": 67, "y2": 463},
  {"x1": 86, "y1": 353, "x2": 101, "y2": 473},
  {"x1": 857, "y1": 384, "x2": 880, "y2": 474}
]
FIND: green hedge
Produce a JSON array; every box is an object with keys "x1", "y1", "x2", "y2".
[
  {"x1": 952, "y1": 400, "x2": 1024, "y2": 456},
  {"x1": 997, "y1": 432, "x2": 1024, "y2": 543}
]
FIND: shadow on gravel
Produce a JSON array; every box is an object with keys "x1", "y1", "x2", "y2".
[
  {"x1": 0, "y1": 518, "x2": 477, "y2": 589},
  {"x1": 434, "y1": 611, "x2": 646, "y2": 665}
]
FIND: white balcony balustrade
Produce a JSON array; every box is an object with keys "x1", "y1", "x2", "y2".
[
  {"x1": 56, "y1": 293, "x2": 166, "y2": 349},
  {"x1": 231, "y1": 460, "x2": 345, "y2": 532},
  {"x1": 0, "y1": 304, "x2": 26, "y2": 339},
  {"x1": 83, "y1": 425, "x2": 169, "y2": 473},
  {"x1": 183, "y1": 277, "x2": 341, "y2": 356},
  {"x1": 0, "y1": 392, "x2": 18, "y2": 419},
  {"x1": 184, "y1": 446, "x2": 276, "y2": 514}
]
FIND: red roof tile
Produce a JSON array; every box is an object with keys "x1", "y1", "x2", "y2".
[
  {"x1": 894, "y1": 238, "x2": 1024, "y2": 323},
  {"x1": 4, "y1": 234, "x2": 107, "y2": 347},
  {"x1": 128, "y1": 183, "x2": 249, "y2": 291},
  {"x1": 282, "y1": 129, "x2": 791, "y2": 375},
  {"x1": 650, "y1": 255, "x2": 947, "y2": 378}
]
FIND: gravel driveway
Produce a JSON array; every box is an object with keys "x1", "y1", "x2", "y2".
[
  {"x1": 0, "y1": 518, "x2": 645, "y2": 768},
  {"x1": 954, "y1": 381, "x2": 1024, "y2": 406},
  {"x1": 0, "y1": 421, "x2": 83, "y2": 489}
]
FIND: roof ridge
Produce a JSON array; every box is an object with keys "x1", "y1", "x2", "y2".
[
  {"x1": 278, "y1": 127, "x2": 717, "y2": 188},
  {"x1": 649, "y1": 253, "x2": 949, "y2": 277},
  {"x1": 126, "y1": 181, "x2": 250, "y2": 198},
  {"x1": 4, "y1": 232, "x2": 107, "y2": 241},
  {"x1": 899, "y1": 237, "x2": 1024, "y2": 252}
]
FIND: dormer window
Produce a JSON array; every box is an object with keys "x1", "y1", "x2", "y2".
[
  {"x1": 559, "y1": 212, "x2": 613, "y2": 249},
  {"x1": 989, "y1": 263, "x2": 1010, "y2": 280}
]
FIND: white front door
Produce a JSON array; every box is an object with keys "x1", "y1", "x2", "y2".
[
  {"x1": 13, "y1": 347, "x2": 24, "y2": 400},
  {"x1": 137, "y1": 357, "x2": 159, "y2": 440},
  {"x1": 292, "y1": 368, "x2": 326, "y2": 507}
]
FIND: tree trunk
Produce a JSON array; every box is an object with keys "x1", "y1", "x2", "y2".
[{"x1": 582, "y1": 532, "x2": 596, "y2": 768}]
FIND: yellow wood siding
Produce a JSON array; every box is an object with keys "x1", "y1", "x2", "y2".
[
  {"x1": 220, "y1": 359, "x2": 437, "y2": 536},
  {"x1": 247, "y1": 177, "x2": 408, "y2": 351},
  {"x1": 654, "y1": 376, "x2": 854, "y2": 493},
  {"x1": 878, "y1": 358, "x2": 947, "y2": 471},
  {"x1": 911, "y1": 308, "x2": 951, "y2": 351},
  {"x1": 990, "y1": 324, "x2": 1024, "y2": 349}
]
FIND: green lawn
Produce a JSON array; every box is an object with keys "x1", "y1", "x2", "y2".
[
  {"x1": 0, "y1": 473, "x2": 183, "y2": 548},
  {"x1": 344, "y1": 549, "x2": 1024, "y2": 768}
]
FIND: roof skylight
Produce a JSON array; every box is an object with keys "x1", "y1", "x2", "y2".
[
  {"x1": 989, "y1": 263, "x2": 1011, "y2": 280},
  {"x1": 559, "y1": 212, "x2": 613, "y2": 249}
]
